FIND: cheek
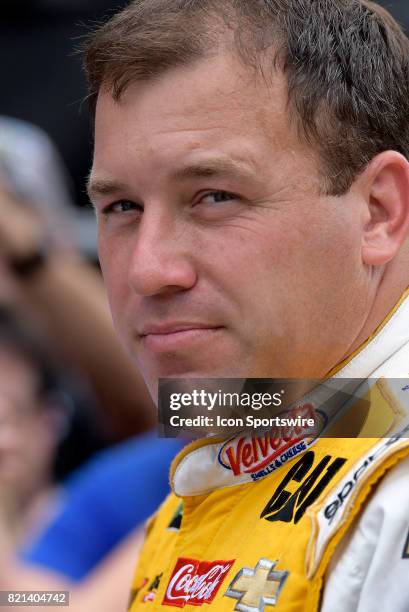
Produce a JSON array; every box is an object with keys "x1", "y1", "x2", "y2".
[
  {"x1": 98, "y1": 236, "x2": 132, "y2": 327},
  {"x1": 202, "y1": 226, "x2": 290, "y2": 335},
  {"x1": 275, "y1": 203, "x2": 361, "y2": 277},
  {"x1": 220, "y1": 209, "x2": 358, "y2": 324}
]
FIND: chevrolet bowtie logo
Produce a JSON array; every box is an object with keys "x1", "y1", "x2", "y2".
[{"x1": 224, "y1": 558, "x2": 289, "y2": 611}]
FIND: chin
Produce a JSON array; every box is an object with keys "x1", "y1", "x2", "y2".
[{"x1": 143, "y1": 359, "x2": 233, "y2": 384}]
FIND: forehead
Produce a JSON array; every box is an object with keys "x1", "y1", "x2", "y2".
[{"x1": 92, "y1": 52, "x2": 305, "y2": 183}]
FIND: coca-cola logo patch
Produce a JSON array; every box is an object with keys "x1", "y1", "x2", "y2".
[
  {"x1": 162, "y1": 557, "x2": 235, "y2": 608},
  {"x1": 218, "y1": 408, "x2": 327, "y2": 482}
]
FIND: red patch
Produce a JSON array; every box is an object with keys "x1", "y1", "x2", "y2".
[{"x1": 162, "y1": 557, "x2": 234, "y2": 607}]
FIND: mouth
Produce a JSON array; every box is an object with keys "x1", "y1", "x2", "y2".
[{"x1": 139, "y1": 324, "x2": 224, "y2": 353}]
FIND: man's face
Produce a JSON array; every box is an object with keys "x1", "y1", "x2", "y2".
[{"x1": 91, "y1": 52, "x2": 370, "y2": 397}]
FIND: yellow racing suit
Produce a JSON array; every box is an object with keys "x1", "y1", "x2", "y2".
[{"x1": 129, "y1": 291, "x2": 409, "y2": 611}]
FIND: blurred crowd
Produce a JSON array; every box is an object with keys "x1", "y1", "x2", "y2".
[{"x1": 0, "y1": 0, "x2": 408, "y2": 610}]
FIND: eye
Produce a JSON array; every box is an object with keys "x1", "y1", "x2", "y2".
[
  {"x1": 198, "y1": 191, "x2": 237, "y2": 205},
  {"x1": 102, "y1": 200, "x2": 141, "y2": 215}
]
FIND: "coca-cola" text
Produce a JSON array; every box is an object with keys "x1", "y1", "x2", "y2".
[{"x1": 162, "y1": 557, "x2": 235, "y2": 608}]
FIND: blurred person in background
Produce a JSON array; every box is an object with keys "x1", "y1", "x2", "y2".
[
  {"x1": 0, "y1": 307, "x2": 183, "y2": 611},
  {"x1": 0, "y1": 303, "x2": 134, "y2": 612},
  {"x1": 0, "y1": 116, "x2": 155, "y2": 441},
  {"x1": 0, "y1": 308, "x2": 64, "y2": 547}
]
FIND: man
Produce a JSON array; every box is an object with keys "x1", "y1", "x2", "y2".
[{"x1": 84, "y1": 0, "x2": 409, "y2": 609}]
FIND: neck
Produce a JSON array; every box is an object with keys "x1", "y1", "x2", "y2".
[{"x1": 342, "y1": 248, "x2": 409, "y2": 361}]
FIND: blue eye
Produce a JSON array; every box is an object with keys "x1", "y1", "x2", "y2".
[
  {"x1": 103, "y1": 200, "x2": 140, "y2": 215},
  {"x1": 199, "y1": 191, "x2": 236, "y2": 205}
]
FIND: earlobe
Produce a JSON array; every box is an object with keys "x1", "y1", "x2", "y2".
[{"x1": 361, "y1": 151, "x2": 409, "y2": 266}]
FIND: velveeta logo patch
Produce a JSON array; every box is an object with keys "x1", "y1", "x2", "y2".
[{"x1": 218, "y1": 407, "x2": 326, "y2": 481}]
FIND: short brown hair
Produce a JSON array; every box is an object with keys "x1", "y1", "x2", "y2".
[{"x1": 84, "y1": 0, "x2": 409, "y2": 195}]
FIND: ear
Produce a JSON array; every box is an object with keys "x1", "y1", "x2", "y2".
[{"x1": 359, "y1": 151, "x2": 409, "y2": 266}]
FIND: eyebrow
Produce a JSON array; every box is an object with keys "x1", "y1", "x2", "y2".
[
  {"x1": 170, "y1": 158, "x2": 257, "y2": 182},
  {"x1": 86, "y1": 177, "x2": 127, "y2": 202},
  {"x1": 87, "y1": 158, "x2": 257, "y2": 202}
]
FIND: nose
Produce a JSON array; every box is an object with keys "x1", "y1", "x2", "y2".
[{"x1": 128, "y1": 212, "x2": 197, "y2": 297}]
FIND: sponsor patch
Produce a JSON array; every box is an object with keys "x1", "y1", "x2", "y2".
[
  {"x1": 218, "y1": 408, "x2": 326, "y2": 482},
  {"x1": 224, "y1": 558, "x2": 289, "y2": 611},
  {"x1": 261, "y1": 451, "x2": 347, "y2": 524},
  {"x1": 162, "y1": 557, "x2": 234, "y2": 608}
]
